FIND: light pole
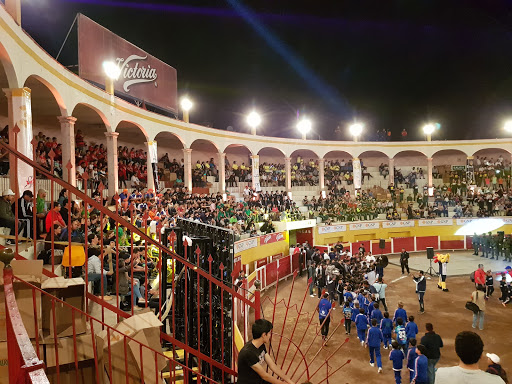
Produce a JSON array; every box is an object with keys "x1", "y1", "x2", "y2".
[
  {"x1": 297, "y1": 118, "x2": 312, "y2": 140},
  {"x1": 246, "y1": 111, "x2": 262, "y2": 135},
  {"x1": 348, "y1": 122, "x2": 364, "y2": 142},
  {"x1": 423, "y1": 123, "x2": 436, "y2": 142},
  {"x1": 102, "y1": 61, "x2": 121, "y2": 95},
  {"x1": 181, "y1": 97, "x2": 193, "y2": 123}
]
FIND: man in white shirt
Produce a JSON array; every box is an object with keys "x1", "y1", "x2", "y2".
[{"x1": 435, "y1": 331, "x2": 504, "y2": 384}]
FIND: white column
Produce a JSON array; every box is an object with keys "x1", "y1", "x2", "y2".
[
  {"x1": 427, "y1": 157, "x2": 433, "y2": 187},
  {"x1": 388, "y1": 158, "x2": 395, "y2": 186},
  {"x1": 285, "y1": 157, "x2": 292, "y2": 192},
  {"x1": 3, "y1": 87, "x2": 34, "y2": 196},
  {"x1": 251, "y1": 155, "x2": 260, "y2": 191},
  {"x1": 58, "y1": 116, "x2": 77, "y2": 186},
  {"x1": 183, "y1": 148, "x2": 193, "y2": 192},
  {"x1": 105, "y1": 132, "x2": 119, "y2": 197},
  {"x1": 145, "y1": 141, "x2": 157, "y2": 191},
  {"x1": 353, "y1": 157, "x2": 362, "y2": 190},
  {"x1": 319, "y1": 158, "x2": 325, "y2": 190},
  {"x1": 218, "y1": 152, "x2": 226, "y2": 193}
]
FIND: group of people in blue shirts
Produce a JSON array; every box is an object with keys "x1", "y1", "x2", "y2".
[{"x1": 331, "y1": 294, "x2": 430, "y2": 383}]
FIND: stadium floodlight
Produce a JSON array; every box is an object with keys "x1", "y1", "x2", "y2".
[
  {"x1": 297, "y1": 118, "x2": 312, "y2": 140},
  {"x1": 102, "y1": 61, "x2": 121, "y2": 94},
  {"x1": 348, "y1": 122, "x2": 364, "y2": 142},
  {"x1": 504, "y1": 120, "x2": 512, "y2": 133},
  {"x1": 246, "y1": 111, "x2": 262, "y2": 135},
  {"x1": 181, "y1": 97, "x2": 193, "y2": 123},
  {"x1": 422, "y1": 123, "x2": 436, "y2": 141}
]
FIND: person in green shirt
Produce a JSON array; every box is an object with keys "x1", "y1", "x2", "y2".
[{"x1": 36, "y1": 189, "x2": 47, "y2": 214}]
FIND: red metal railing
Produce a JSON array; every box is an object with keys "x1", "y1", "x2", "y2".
[{"x1": 1, "y1": 128, "x2": 261, "y2": 383}]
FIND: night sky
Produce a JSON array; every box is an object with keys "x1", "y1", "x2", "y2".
[{"x1": 18, "y1": 0, "x2": 512, "y2": 141}]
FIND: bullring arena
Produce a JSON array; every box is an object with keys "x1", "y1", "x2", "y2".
[{"x1": 0, "y1": 2, "x2": 510, "y2": 384}]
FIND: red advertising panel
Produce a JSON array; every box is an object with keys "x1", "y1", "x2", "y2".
[
  {"x1": 292, "y1": 253, "x2": 300, "y2": 271},
  {"x1": 440, "y1": 240, "x2": 465, "y2": 250},
  {"x1": 416, "y1": 236, "x2": 438, "y2": 250},
  {"x1": 278, "y1": 258, "x2": 291, "y2": 279},
  {"x1": 256, "y1": 258, "x2": 268, "y2": 268},
  {"x1": 260, "y1": 232, "x2": 285, "y2": 245},
  {"x1": 466, "y1": 236, "x2": 473, "y2": 250},
  {"x1": 78, "y1": 14, "x2": 178, "y2": 113},
  {"x1": 393, "y1": 237, "x2": 415, "y2": 252},
  {"x1": 371, "y1": 240, "x2": 391, "y2": 255},
  {"x1": 266, "y1": 261, "x2": 278, "y2": 286},
  {"x1": 296, "y1": 228, "x2": 314, "y2": 246}
]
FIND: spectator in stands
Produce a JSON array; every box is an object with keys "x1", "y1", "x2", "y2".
[
  {"x1": 45, "y1": 202, "x2": 65, "y2": 232},
  {"x1": 87, "y1": 247, "x2": 112, "y2": 301},
  {"x1": 0, "y1": 189, "x2": 16, "y2": 243}
]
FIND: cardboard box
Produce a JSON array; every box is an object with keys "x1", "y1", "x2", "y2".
[
  {"x1": 96, "y1": 311, "x2": 166, "y2": 384},
  {"x1": 46, "y1": 361, "x2": 95, "y2": 384},
  {"x1": 0, "y1": 260, "x2": 43, "y2": 341},
  {"x1": 41, "y1": 277, "x2": 86, "y2": 338},
  {"x1": 0, "y1": 340, "x2": 44, "y2": 382}
]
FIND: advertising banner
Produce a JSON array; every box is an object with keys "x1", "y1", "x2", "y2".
[
  {"x1": 234, "y1": 238, "x2": 258, "y2": 254},
  {"x1": 252, "y1": 156, "x2": 261, "y2": 192},
  {"x1": 349, "y1": 222, "x2": 380, "y2": 231},
  {"x1": 382, "y1": 220, "x2": 415, "y2": 228},
  {"x1": 78, "y1": 14, "x2": 178, "y2": 113},
  {"x1": 418, "y1": 219, "x2": 453, "y2": 227},
  {"x1": 259, "y1": 232, "x2": 285, "y2": 245},
  {"x1": 318, "y1": 224, "x2": 347, "y2": 234}
]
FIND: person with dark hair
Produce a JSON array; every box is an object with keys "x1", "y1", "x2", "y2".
[
  {"x1": 470, "y1": 285, "x2": 486, "y2": 330},
  {"x1": 318, "y1": 292, "x2": 332, "y2": 343},
  {"x1": 389, "y1": 341, "x2": 404, "y2": 384},
  {"x1": 420, "y1": 323, "x2": 443, "y2": 384},
  {"x1": 435, "y1": 331, "x2": 505, "y2": 383},
  {"x1": 237, "y1": 319, "x2": 296, "y2": 384},
  {"x1": 413, "y1": 270, "x2": 426, "y2": 313},
  {"x1": 366, "y1": 318, "x2": 384, "y2": 373},
  {"x1": 407, "y1": 339, "x2": 418, "y2": 383},
  {"x1": 412, "y1": 344, "x2": 428, "y2": 384}
]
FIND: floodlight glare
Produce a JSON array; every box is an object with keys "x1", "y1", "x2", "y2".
[
  {"x1": 454, "y1": 218, "x2": 505, "y2": 236},
  {"x1": 504, "y1": 120, "x2": 512, "y2": 133},
  {"x1": 423, "y1": 124, "x2": 435, "y2": 135},
  {"x1": 349, "y1": 123, "x2": 364, "y2": 137},
  {"x1": 246, "y1": 111, "x2": 262, "y2": 129},
  {"x1": 297, "y1": 118, "x2": 312, "y2": 135},
  {"x1": 102, "y1": 61, "x2": 121, "y2": 80},
  {"x1": 180, "y1": 97, "x2": 193, "y2": 112}
]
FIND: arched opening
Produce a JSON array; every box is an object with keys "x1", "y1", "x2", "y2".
[
  {"x1": 323, "y1": 150, "x2": 354, "y2": 189},
  {"x1": 289, "y1": 149, "x2": 319, "y2": 187},
  {"x1": 393, "y1": 150, "x2": 428, "y2": 188},
  {"x1": 0, "y1": 43, "x2": 15, "y2": 180},
  {"x1": 224, "y1": 144, "x2": 252, "y2": 186},
  {"x1": 115, "y1": 121, "x2": 149, "y2": 189},
  {"x1": 432, "y1": 149, "x2": 468, "y2": 184},
  {"x1": 358, "y1": 151, "x2": 390, "y2": 188},
  {"x1": 72, "y1": 103, "x2": 110, "y2": 189},
  {"x1": 154, "y1": 131, "x2": 186, "y2": 188},
  {"x1": 190, "y1": 139, "x2": 220, "y2": 188},
  {"x1": 257, "y1": 147, "x2": 286, "y2": 188},
  {"x1": 25, "y1": 75, "x2": 67, "y2": 177},
  {"x1": 472, "y1": 148, "x2": 511, "y2": 189}
]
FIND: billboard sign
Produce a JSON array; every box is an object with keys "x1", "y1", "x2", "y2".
[{"x1": 78, "y1": 14, "x2": 178, "y2": 113}]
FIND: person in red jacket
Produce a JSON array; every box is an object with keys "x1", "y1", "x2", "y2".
[{"x1": 474, "y1": 264, "x2": 486, "y2": 289}]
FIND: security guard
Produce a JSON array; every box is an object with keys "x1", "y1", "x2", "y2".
[
  {"x1": 504, "y1": 235, "x2": 512, "y2": 262},
  {"x1": 472, "y1": 233, "x2": 480, "y2": 256}
]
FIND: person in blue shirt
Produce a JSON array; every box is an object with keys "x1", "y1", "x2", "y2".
[
  {"x1": 367, "y1": 298, "x2": 375, "y2": 319},
  {"x1": 393, "y1": 301, "x2": 407, "y2": 325},
  {"x1": 380, "y1": 311, "x2": 393, "y2": 349},
  {"x1": 407, "y1": 338, "x2": 418, "y2": 383},
  {"x1": 371, "y1": 302, "x2": 384, "y2": 323},
  {"x1": 351, "y1": 302, "x2": 360, "y2": 324},
  {"x1": 318, "y1": 292, "x2": 332, "y2": 343},
  {"x1": 412, "y1": 344, "x2": 429, "y2": 384},
  {"x1": 394, "y1": 317, "x2": 408, "y2": 355},
  {"x1": 366, "y1": 319, "x2": 384, "y2": 373},
  {"x1": 355, "y1": 308, "x2": 369, "y2": 346},
  {"x1": 343, "y1": 301, "x2": 353, "y2": 335},
  {"x1": 389, "y1": 341, "x2": 405, "y2": 384},
  {"x1": 406, "y1": 315, "x2": 419, "y2": 348}
]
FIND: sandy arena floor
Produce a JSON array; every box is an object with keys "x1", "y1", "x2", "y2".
[{"x1": 259, "y1": 250, "x2": 512, "y2": 384}]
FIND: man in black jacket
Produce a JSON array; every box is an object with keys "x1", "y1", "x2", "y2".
[
  {"x1": 420, "y1": 322, "x2": 444, "y2": 384},
  {"x1": 400, "y1": 248, "x2": 410, "y2": 274},
  {"x1": 413, "y1": 270, "x2": 427, "y2": 313}
]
